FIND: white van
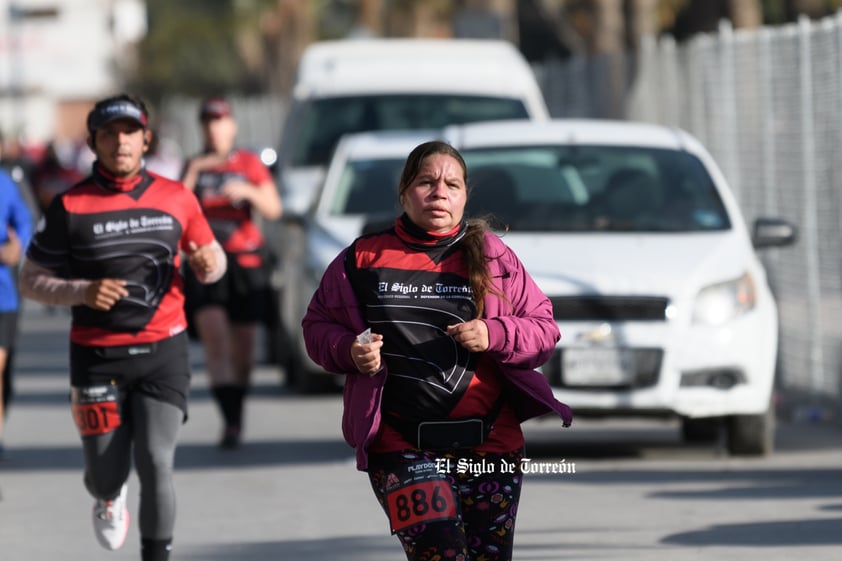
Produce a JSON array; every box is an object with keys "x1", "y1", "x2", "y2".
[{"x1": 275, "y1": 38, "x2": 549, "y2": 216}]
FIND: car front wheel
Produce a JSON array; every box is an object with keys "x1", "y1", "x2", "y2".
[{"x1": 727, "y1": 404, "x2": 775, "y2": 456}]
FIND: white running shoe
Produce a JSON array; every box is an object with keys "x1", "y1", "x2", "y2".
[{"x1": 93, "y1": 483, "x2": 130, "y2": 550}]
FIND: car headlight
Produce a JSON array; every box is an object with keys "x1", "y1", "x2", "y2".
[{"x1": 692, "y1": 272, "x2": 756, "y2": 325}]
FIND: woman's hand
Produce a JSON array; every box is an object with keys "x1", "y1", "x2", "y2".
[
  {"x1": 350, "y1": 333, "x2": 384, "y2": 374},
  {"x1": 446, "y1": 319, "x2": 490, "y2": 352}
]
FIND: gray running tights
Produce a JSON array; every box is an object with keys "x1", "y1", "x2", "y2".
[{"x1": 82, "y1": 393, "x2": 182, "y2": 540}]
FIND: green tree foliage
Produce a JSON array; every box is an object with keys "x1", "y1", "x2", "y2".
[
  {"x1": 129, "y1": 0, "x2": 275, "y2": 101},
  {"x1": 129, "y1": 0, "x2": 842, "y2": 104}
]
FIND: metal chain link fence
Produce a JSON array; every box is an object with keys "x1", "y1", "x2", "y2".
[{"x1": 622, "y1": 13, "x2": 842, "y2": 420}]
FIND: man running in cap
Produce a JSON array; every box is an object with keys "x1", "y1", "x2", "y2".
[{"x1": 19, "y1": 93, "x2": 226, "y2": 561}]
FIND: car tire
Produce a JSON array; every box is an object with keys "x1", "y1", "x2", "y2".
[
  {"x1": 681, "y1": 417, "x2": 722, "y2": 443},
  {"x1": 727, "y1": 404, "x2": 775, "y2": 456}
]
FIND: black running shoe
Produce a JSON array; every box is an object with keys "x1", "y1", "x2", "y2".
[{"x1": 219, "y1": 426, "x2": 241, "y2": 449}]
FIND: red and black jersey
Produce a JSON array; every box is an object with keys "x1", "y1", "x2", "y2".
[
  {"x1": 192, "y1": 148, "x2": 272, "y2": 254},
  {"x1": 26, "y1": 166, "x2": 216, "y2": 347},
  {"x1": 346, "y1": 216, "x2": 523, "y2": 453}
]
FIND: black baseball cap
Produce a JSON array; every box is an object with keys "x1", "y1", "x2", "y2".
[
  {"x1": 199, "y1": 97, "x2": 232, "y2": 120},
  {"x1": 87, "y1": 97, "x2": 149, "y2": 133}
]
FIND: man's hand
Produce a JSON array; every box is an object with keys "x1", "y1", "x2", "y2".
[
  {"x1": 188, "y1": 153, "x2": 226, "y2": 174},
  {"x1": 350, "y1": 332, "x2": 384, "y2": 374},
  {"x1": 181, "y1": 154, "x2": 227, "y2": 190},
  {"x1": 446, "y1": 319, "x2": 490, "y2": 352},
  {"x1": 186, "y1": 241, "x2": 217, "y2": 276},
  {"x1": 84, "y1": 279, "x2": 128, "y2": 311},
  {"x1": 221, "y1": 180, "x2": 255, "y2": 206}
]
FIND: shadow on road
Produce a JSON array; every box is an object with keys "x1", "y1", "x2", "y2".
[
  {"x1": 525, "y1": 464, "x2": 842, "y2": 498},
  {"x1": 6, "y1": 378, "x2": 294, "y2": 407},
  {"x1": 174, "y1": 438, "x2": 354, "y2": 469},
  {"x1": 178, "y1": 535, "x2": 397, "y2": 561},
  {"x1": 0, "y1": 437, "x2": 354, "y2": 472},
  {"x1": 662, "y1": 517, "x2": 842, "y2": 546},
  {"x1": 522, "y1": 415, "x2": 842, "y2": 460},
  {"x1": 646, "y1": 467, "x2": 842, "y2": 500},
  {"x1": 177, "y1": 533, "x2": 623, "y2": 561},
  {"x1": 177, "y1": 528, "x2": 638, "y2": 561},
  {"x1": 519, "y1": 453, "x2": 842, "y2": 550}
]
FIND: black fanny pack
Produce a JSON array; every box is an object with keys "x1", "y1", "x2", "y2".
[
  {"x1": 94, "y1": 342, "x2": 158, "y2": 359},
  {"x1": 416, "y1": 418, "x2": 487, "y2": 450},
  {"x1": 384, "y1": 396, "x2": 505, "y2": 451}
]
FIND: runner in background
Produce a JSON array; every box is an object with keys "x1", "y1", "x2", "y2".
[
  {"x1": 0, "y1": 165, "x2": 32, "y2": 458},
  {"x1": 31, "y1": 140, "x2": 85, "y2": 217},
  {"x1": 180, "y1": 97, "x2": 282, "y2": 449}
]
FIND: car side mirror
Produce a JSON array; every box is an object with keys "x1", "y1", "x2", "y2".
[{"x1": 752, "y1": 217, "x2": 797, "y2": 249}]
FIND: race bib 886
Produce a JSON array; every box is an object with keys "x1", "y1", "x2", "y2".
[{"x1": 385, "y1": 478, "x2": 458, "y2": 533}]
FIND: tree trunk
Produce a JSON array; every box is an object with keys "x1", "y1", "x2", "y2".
[
  {"x1": 628, "y1": 0, "x2": 659, "y2": 47},
  {"x1": 729, "y1": 0, "x2": 762, "y2": 29},
  {"x1": 264, "y1": 0, "x2": 314, "y2": 96},
  {"x1": 593, "y1": 0, "x2": 626, "y2": 119},
  {"x1": 358, "y1": 0, "x2": 383, "y2": 36}
]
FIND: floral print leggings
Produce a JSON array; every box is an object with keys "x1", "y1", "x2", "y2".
[{"x1": 368, "y1": 448, "x2": 524, "y2": 561}]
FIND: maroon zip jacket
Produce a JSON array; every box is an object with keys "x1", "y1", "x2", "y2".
[{"x1": 302, "y1": 229, "x2": 572, "y2": 471}]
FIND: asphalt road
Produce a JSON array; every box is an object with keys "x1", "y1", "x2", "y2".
[{"x1": 1, "y1": 302, "x2": 840, "y2": 561}]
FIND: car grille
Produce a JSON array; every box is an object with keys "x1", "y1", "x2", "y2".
[
  {"x1": 543, "y1": 348, "x2": 663, "y2": 389},
  {"x1": 549, "y1": 296, "x2": 669, "y2": 321}
]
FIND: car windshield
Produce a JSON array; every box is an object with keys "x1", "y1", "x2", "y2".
[
  {"x1": 292, "y1": 95, "x2": 529, "y2": 167},
  {"x1": 327, "y1": 157, "x2": 405, "y2": 216},
  {"x1": 460, "y1": 145, "x2": 732, "y2": 232}
]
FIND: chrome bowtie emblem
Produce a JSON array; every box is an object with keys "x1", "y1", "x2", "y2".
[{"x1": 575, "y1": 323, "x2": 615, "y2": 345}]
